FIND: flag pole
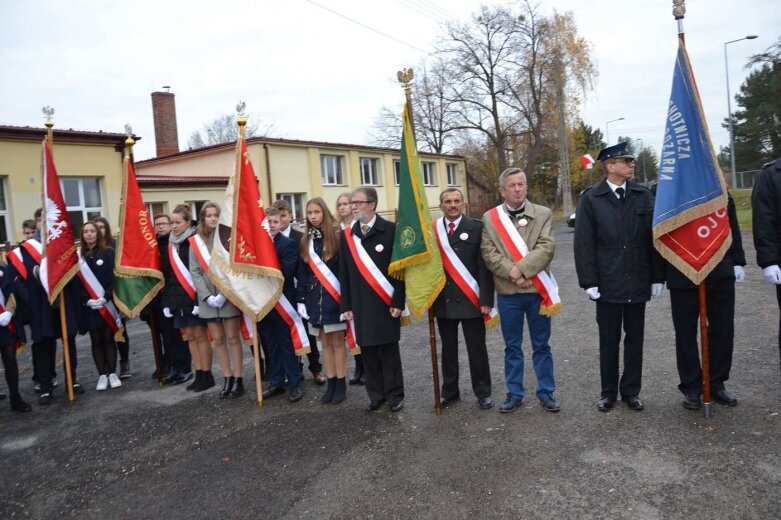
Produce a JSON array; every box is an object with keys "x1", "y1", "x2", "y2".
[
  {"x1": 398, "y1": 68, "x2": 442, "y2": 416},
  {"x1": 44, "y1": 115, "x2": 76, "y2": 405}
]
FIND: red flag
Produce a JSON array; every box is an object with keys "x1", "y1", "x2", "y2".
[
  {"x1": 40, "y1": 137, "x2": 79, "y2": 303},
  {"x1": 579, "y1": 154, "x2": 595, "y2": 169}
]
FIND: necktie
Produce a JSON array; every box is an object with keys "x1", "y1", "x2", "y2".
[
  {"x1": 616, "y1": 187, "x2": 625, "y2": 202},
  {"x1": 448, "y1": 222, "x2": 455, "y2": 236},
  {"x1": 361, "y1": 224, "x2": 370, "y2": 236}
]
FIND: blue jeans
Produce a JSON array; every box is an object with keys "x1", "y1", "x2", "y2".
[{"x1": 497, "y1": 293, "x2": 555, "y2": 400}]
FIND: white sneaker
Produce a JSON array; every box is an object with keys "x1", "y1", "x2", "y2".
[
  {"x1": 96, "y1": 375, "x2": 108, "y2": 391},
  {"x1": 108, "y1": 373, "x2": 122, "y2": 389}
]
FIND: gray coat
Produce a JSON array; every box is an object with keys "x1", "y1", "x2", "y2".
[{"x1": 189, "y1": 232, "x2": 241, "y2": 320}]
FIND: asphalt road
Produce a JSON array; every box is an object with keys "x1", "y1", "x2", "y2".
[{"x1": 1, "y1": 226, "x2": 779, "y2": 519}]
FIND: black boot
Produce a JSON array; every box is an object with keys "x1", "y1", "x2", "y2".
[
  {"x1": 321, "y1": 377, "x2": 337, "y2": 404},
  {"x1": 229, "y1": 377, "x2": 244, "y2": 398},
  {"x1": 219, "y1": 376, "x2": 235, "y2": 399},
  {"x1": 194, "y1": 371, "x2": 215, "y2": 392},
  {"x1": 331, "y1": 377, "x2": 347, "y2": 405},
  {"x1": 186, "y1": 370, "x2": 203, "y2": 391},
  {"x1": 349, "y1": 355, "x2": 365, "y2": 385},
  {"x1": 10, "y1": 394, "x2": 31, "y2": 413}
]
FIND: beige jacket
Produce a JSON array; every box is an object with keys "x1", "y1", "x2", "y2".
[{"x1": 481, "y1": 201, "x2": 556, "y2": 295}]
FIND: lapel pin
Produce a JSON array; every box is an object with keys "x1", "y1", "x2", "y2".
[{"x1": 375, "y1": 244, "x2": 384, "y2": 252}]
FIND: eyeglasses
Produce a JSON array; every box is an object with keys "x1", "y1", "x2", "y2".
[
  {"x1": 614, "y1": 158, "x2": 636, "y2": 165},
  {"x1": 350, "y1": 200, "x2": 371, "y2": 206}
]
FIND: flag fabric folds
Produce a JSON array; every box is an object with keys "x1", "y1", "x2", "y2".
[
  {"x1": 207, "y1": 135, "x2": 283, "y2": 321},
  {"x1": 579, "y1": 154, "x2": 595, "y2": 170},
  {"x1": 113, "y1": 153, "x2": 164, "y2": 317},
  {"x1": 388, "y1": 99, "x2": 445, "y2": 320},
  {"x1": 39, "y1": 137, "x2": 79, "y2": 303},
  {"x1": 652, "y1": 40, "x2": 731, "y2": 285}
]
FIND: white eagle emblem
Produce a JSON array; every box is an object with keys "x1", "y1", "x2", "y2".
[{"x1": 45, "y1": 197, "x2": 68, "y2": 240}]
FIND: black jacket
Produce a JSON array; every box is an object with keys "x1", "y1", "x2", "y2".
[
  {"x1": 78, "y1": 247, "x2": 115, "y2": 331},
  {"x1": 0, "y1": 264, "x2": 26, "y2": 347},
  {"x1": 296, "y1": 233, "x2": 342, "y2": 327},
  {"x1": 162, "y1": 230, "x2": 198, "y2": 316},
  {"x1": 432, "y1": 216, "x2": 494, "y2": 319},
  {"x1": 339, "y1": 215, "x2": 405, "y2": 346},
  {"x1": 664, "y1": 194, "x2": 746, "y2": 289},
  {"x1": 752, "y1": 157, "x2": 781, "y2": 269},
  {"x1": 574, "y1": 179, "x2": 665, "y2": 303},
  {"x1": 274, "y1": 233, "x2": 298, "y2": 303}
]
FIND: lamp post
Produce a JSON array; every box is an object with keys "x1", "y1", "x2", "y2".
[
  {"x1": 725, "y1": 34, "x2": 758, "y2": 188},
  {"x1": 635, "y1": 138, "x2": 647, "y2": 184},
  {"x1": 605, "y1": 117, "x2": 624, "y2": 145}
]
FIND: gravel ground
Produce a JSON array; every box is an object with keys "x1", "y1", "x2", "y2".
[{"x1": 0, "y1": 226, "x2": 779, "y2": 519}]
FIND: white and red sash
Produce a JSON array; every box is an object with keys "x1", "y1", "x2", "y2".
[
  {"x1": 169, "y1": 242, "x2": 196, "y2": 301},
  {"x1": 433, "y1": 218, "x2": 500, "y2": 329},
  {"x1": 8, "y1": 239, "x2": 43, "y2": 280},
  {"x1": 0, "y1": 288, "x2": 23, "y2": 350},
  {"x1": 487, "y1": 206, "x2": 562, "y2": 316},
  {"x1": 307, "y1": 239, "x2": 360, "y2": 354},
  {"x1": 77, "y1": 252, "x2": 124, "y2": 339},
  {"x1": 343, "y1": 225, "x2": 410, "y2": 324}
]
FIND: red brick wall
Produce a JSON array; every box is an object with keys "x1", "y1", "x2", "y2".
[{"x1": 151, "y1": 92, "x2": 179, "y2": 157}]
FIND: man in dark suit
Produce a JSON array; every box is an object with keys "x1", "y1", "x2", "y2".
[
  {"x1": 339, "y1": 186, "x2": 406, "y2": 412},
  {"x1": 433, "y1": 188, "x2": 494, "y2": 409},
  {"x1": 259, "y1": 207, "x2": 303, "y2": 402},
  {"x1": 273, "y1": 199, "x2": 325, "y2": 386}
]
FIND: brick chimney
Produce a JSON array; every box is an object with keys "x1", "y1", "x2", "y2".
[{"x1": 151, "y1": 90, "x2": 179, "y2": 157}]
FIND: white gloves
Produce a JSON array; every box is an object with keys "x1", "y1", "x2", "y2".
[
  {"x1": 163, "y1": 307, "x2": 173, "y2": 318},
  {"x1": 585, "y1": 287, "x2": 600, "y2": 300},
  {"x1": 297, "y1": 303, "x2": 310, "y2": 320},
  {"x1": 762, "y1": 265, "x2": 781, "y2": 285},
  {"x1": 192, "y1": 305, "x2": 200, "y2": 316},
  {"x1": 651, "y1": 283, "x2": 664, "y2": 298},
  {"x1": 339, "y1": 313, "x2": 347, "y2": 322},
  {"x1": 0, "y1": 311, "x2": 12, "y2": 327},
  {"x1": 87, "y1": 298, "x2": 106, "y2": 310},
  {"x1": 206, "y1": 295, "x2": 226, "y2": 309},
  {"x1": 734, "y1": 266, "x2": 746, "y2": 283}
]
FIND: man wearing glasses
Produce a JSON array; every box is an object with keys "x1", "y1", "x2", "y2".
[
  {"x1": 574, "y1": 142, "x2": 664, "y2": 412},
  {"x1": 339, "y1": 186, "x2": 406, "y2": 412}
]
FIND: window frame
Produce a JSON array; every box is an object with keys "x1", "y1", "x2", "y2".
[
  {"x1": 320, "y1": 154, "x2": 345, "y2": 186},
  {"x1": 0, "y1": 177, "x2": 10, "y2": 243},
  {"x1": 421, "y1": 162, "x2": 436, "y2": 186},
  {"x1": 393, "y1": 160, "x2": 401, "y2": 186},
  {"x1": 278, "y1": 193, "x2": 306, "y2": 222},
  {"x1": 446, "y1": 163, "x2": 458, "y2": 186},
  {"x1": 60, "y1": 177, "x2": 104, "y2": 234},
  {"x1": 359, "y1": 157, "x2": 380, "y2": 186}
]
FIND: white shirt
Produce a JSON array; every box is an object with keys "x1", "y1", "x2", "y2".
[
  {"x1": 444, "y1": 215, "x2": 463, "y2": 231},
  {"x1": 359, "y1": 215, "x2": 377, "y2": 233},
  {"x1": 606, "y1": 180, "x2": 627, "y2": 199},
  {"x1": 280, "y1": 225, "x2": 291, "y2": 238}
]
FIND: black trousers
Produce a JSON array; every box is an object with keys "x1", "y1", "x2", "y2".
[
  {"x1": 154, "y1": 305, "x2": 191, "y2": 374},
  {"x1": 437, "y1": 316, "x2": 491, "y2": 399},
  {"x1": 32, "y1": 338, "x2": 57, "y2": 391},
  {"x1": 777, "y1": 285, "x2": 781, "y2": 369},
  {"x1": 362, "y1": 342, "x2": 404, "y2": 404},
  {"x1": 670, "y1": 281, "x2": 735, "y2": 394},
  {"x1": 596, "y1": 302, "x2": 645, "y2": 399}
]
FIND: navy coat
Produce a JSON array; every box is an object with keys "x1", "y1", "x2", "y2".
[
  {"x1": 274, "y1": 232, "x2": 298, "y2": 303},
  {"x1": 78, "y1": 247, "x2": 115, "y2": 332},
  {"x1": 0, "y1": 264, "x2": 26, "y2": 347},
  {"x1": 296, "y1": 233, "x2": 342, "y2": 327},
  {"x1": 162, "y1": 229, "x2": 198, "y2": 317}
]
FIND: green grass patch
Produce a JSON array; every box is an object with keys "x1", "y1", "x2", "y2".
[{"x1": 732, "y1": 189, "x2": 753, "y2": 230}]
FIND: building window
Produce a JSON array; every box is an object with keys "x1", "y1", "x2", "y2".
[
  {"x1": 393, "y1": 160, "x2": 401, "y2": 185},
  {"x1": 278, "y1": 193, "x2": 306, "y2": 223},
  {"x1": 320, "y1": 154, "x2": 345, "y2": 185},
  {"x1": 0, "y1": 178, "x2": 9, "y2": 243},
  {"x1": 360, "y1": 158, "x2": 380, "y2": 185},
  {"x1": 61, "y1": 177, "x2": 103, "y2": 233},
  {"x1": 422, "y1": 162, "x2": 436, "y2": 186},
  {"x1": 188, "y1": 201, "x2": 207, "y2": 220},
  {"x1": 146, "y1": 202, "x2": 167, "y2": 220},
  {"x1": 446, "y1": 164, "x2": 458, "y2": 186}
]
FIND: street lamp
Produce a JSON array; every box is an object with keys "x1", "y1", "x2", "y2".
[
  {"x1": 605, "y1": 117, "x2": 625, "y2": 145},
  {"x1": 725, "y1": 34, "x2": 758, "y2": 188},
  {"x1": 635, "y1": 139, "x2": 647, "y2": 184}
]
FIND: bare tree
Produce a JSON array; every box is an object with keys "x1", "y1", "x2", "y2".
[{"x1": 187, "y1": 114, "x2": 275, "y2": 149}]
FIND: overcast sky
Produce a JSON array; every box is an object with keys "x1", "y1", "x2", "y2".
[{"x1": 1, "y1": 0, "x2": 776, "y2": 164}]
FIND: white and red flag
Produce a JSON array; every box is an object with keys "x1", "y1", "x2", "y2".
[
  {"x1": 39, "y1": 137, "x2": 79, "y2": 303},
  {"x1": 579, "y1": 154, "x2": 595, "y2": 170}
]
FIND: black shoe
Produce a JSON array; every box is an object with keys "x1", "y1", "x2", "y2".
[
  {"x1": 0, "y1": 393, "x2": 5, "y2": 401},
  {"x1": 38, "y1": 392, "x2": 52, "y2": 405},
  {"x1": 72, "y1": 382, "x2": 85, "y2": 395},
  {"x1": 499, "y1": 396, "x2": 522, "y2": 413},
  {"x1": 219, "y1": 377, "x2": 235, "y2": 399},
  {"x1": 262, "y1": 385, "x2": 286, "y2": 399},
  {"x1": 682, "y1": 393, "x2": 701, "y2": 410},
  {"x1": 440, "y1": 395, "x2": 460, "y2": 408},
  {"x1": 714, "y1": 388, "x2": 737, "y2": 406},
  {"x1": 194, "y1": 372, "x2": 215, "y2": 392},
  {"x1": 478, "y1": 396, "x2": 494, "y2": 409},
  {"x1": 365, "y1": 399, "x2": 385, "y2": 412},
  {"x1": 390, "y1": 401, "x2": 404, "y2": 413},
  {"x1": 119, "y1": 362, "x2": 131, "y2": 380},
  {"x1": 349, "y1": 357, "x2": 364, "y2": 385},
  {"x1": 186, "y1": 370, "x2": 203, "y2": 391},
  {"x1": 10, "y1": 396, "x2": 32, "y2": 412},
  {"x1": 623, "y1": 396, "x2": 644, "y2": 411},
  {"x1": 321, "y1": 377, "x2": 337, "y2": 404},
  {"x1": 598, "y1": 396, "x2": 616, "y2": 412},
  {"x1": 163, "y1": 371, "x2": 179, "y2": 385},
  {"x1": 349, "y1": 374, "x2": 365, "y2": 385},
  {"x1": 539, "y1": 394, "x2": 560, "y2": 412},
  {"x1": 229, "y1": 377, "x2": 244, "y2": 398},
  {"x1": 288, "y1": 386, "x2": 303, "y2": 402},
  {"x1": 330, "y1": 378, "x2": 347, "y2": 405}
]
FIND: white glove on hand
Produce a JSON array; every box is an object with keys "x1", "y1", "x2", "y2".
[
  {"x1": 734, "y1": 265, "x2": 746, "y2": 283},
  {"x1": 206, "y1": 295, "x2": 219, "y2": 308},
  {"x1": 585, "y1": 287, "x2": 600, "y2": 300},
  {"x1": 163, "y1": 307, "x2": 173, "y2": 318},
  {"x1": 651, "y1": 283, "x2": 664, "y2": 298},
  {"x1": 0, "y1": 311, "x2": 12, "y2": 327},
  {"x1": 212, "y1": 294, "x2": 226, "y2": 308},
  {"x1": 762, "y1": 265, "x2": 781, "y2": 285},
  {"x1": 191, "y1": 305, "x2": 200, "y2": 316},
  {"x1": 87, "y1": 298, "x2": 104, "y2": 310},
  {"x1": 339, "y1": 313, "x2": 346, "y2": 322},
  {"x1": 296, "y1": 303, "x2": 310, "y2": 320}
]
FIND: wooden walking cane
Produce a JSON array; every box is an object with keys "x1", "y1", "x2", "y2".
[
  {"x1": 698, "y1": 282, "x2": 712, "y2": 418},
  {"x1": 428, "y1": 308, "x2": 442, "y2": 416}
]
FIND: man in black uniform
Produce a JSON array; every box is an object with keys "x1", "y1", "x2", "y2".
[
  {"x1": 574, "y1": 142, "x2": 664, "y2": 412},
  {"x1": 666, "y1": 192, "x2": 745, "y2": 409},
  {"x1": 339, "y1": 186, "x2": 406, "y2": 412},
  {"x1": 752, "y1": 156, "x2": 781, "y2": 375},
  {"x1": 433, "y1": 188, "x2": 494, "y2": 409}
]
